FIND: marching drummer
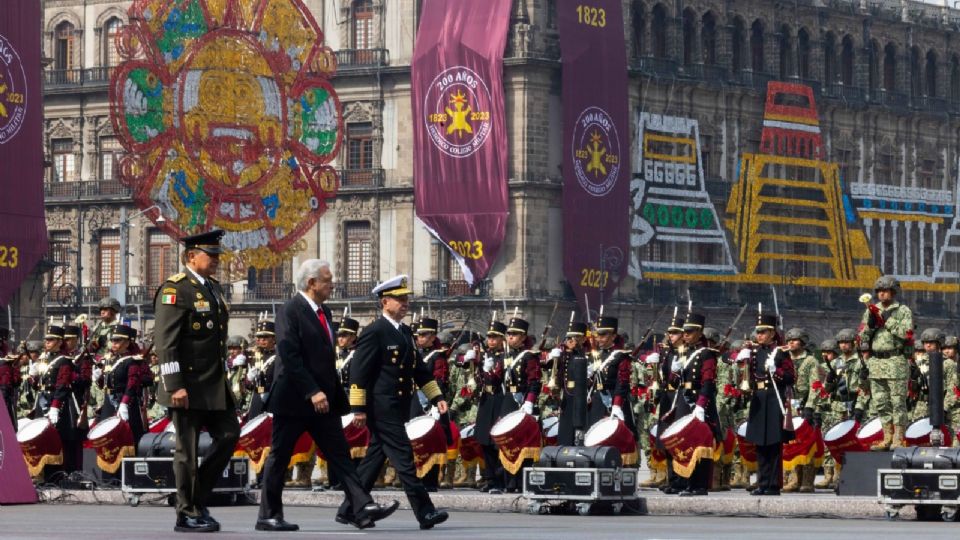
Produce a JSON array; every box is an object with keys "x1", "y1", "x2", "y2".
[
  {"x1": 411, "y1": 317, "x2": 452, "y2": 490},
  {"x1": 820, "y1": 329, "x2": 869, "y2": 490},
  {"x1": 336, "y1": 317, "x2": 361, "y2": 395},
  {"x1": 784, "y1": 328, "x2": 818, "y2": 493},
  {"x1": 741, "y1": 313, "x2": 795, "y2": 496},
  {"x1": 35, "y1": 324, "x2": 82, "y2": 473},
  {"x1": 499, "y1": 315, "x2": 541, "y2": 493},
  {"x1": 99, "y1": 323, "x2": 153, "y2": 444},
  {"x1": 245, "y1": 319, "x2": 277, "y2": 418},
  {"x1": 587, "y1": 316, "x2": 634, "y2": 443},
  {"x1": 549, "y1": 319, "x2": 590, "y2": 447},
  {"x1": 471, "y1": 319, "x2": 507, "y2": 494},
  {"x1": 653, "y1": 311, "x2": 686, "y2": 494}
]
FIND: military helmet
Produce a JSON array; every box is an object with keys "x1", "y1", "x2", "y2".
[
  {"x1": 702, "y1": 326, "x2": 721, "y2": 344},
  {"x1": 945, "y1": 335, "x2": 959, "y2": 349},
  {"x1": 819, "y1": 339, "x2": 839, "y2": 355},
  {"x1": 920, "y1": 328, "x2": 945, "y2": 346},
  {"x1": 915, "y1": 341, "x2": 926, "y2": 352},
  {"x1": 785, "y1": 327, "x2": 809, "y2": 344},
  {"x1": 26, "y1": 340, "x2": 42, "y2": 353},
  {"x1": 835, "y1": 328, "x2": 857, "y2": 343},
  {"x1": 226, "y1": 335, "x2": 248, "y2": 349},
  {"x1": 874, "y1": 275, "x2": 901, "y2": 295},
  {"x1": 98, "y1": 297, "x2": 122, "y2": 312}
]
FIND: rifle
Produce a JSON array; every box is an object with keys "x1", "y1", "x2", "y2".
[
  {"x1": 138, "y1": 339, "x2": 155, "y2": 427},
  {"x1": 630, "y1": 305, "x2": 671, "y2": 360},
  {"x1": 535, "y1": 301, "x2": 560, "y2": 353},
  {"x1": 74, "y1": 318, "x2": 104, "y2": 430},
  {"x1": 717, "y1": 303, "x2": 749, "y2": 352},
  {"x1": 768, "y1": 286, "x2": 787, "y2": 415}
]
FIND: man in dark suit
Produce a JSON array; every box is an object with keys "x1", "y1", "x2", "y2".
[
  {"x1": 341, "y1": 275, "x2": 450, "y2": 530},
  {"x1": 153, "y1": 230, "x2": 239, "y2": 533},
  {"x1": 256, "y1": 260, "x2": 398, "y2": 531}
]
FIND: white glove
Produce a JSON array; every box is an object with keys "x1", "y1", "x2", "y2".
[
  {"x1": 482, "y1": 356, "x2": 495, "y2": 373},
  {"x1": 694, "y1": 405, "x2": 705, "y2": 422},
  {"x1": 92, "y1": 366, "x2": 104, "y2": 381},
  {"x1": 920, "y1": 363, "x2": 930, "y2": 375},
  {"x1": 671, "y1": 359, "x2": 682, "y2": 373},
  {"x1": 790, "y1": 399, "x2": 801, "y2": 410},
  {"x1": 246, "y1": 367, "x2": 261, "y2": 383},
  {"x1": 47, "y1": 407, "x2": 60, "y2": 424},
  {"x1": 428, "y1": 406, "x2": 441, "y2": 420},
  {"x1": 611, "y1": 405, "x2": 625, "y2": 421},
  {"x1": 28, "y1": 363, "x2": 39, "y2": 377},
  {"x1": 464, "y1": 349, "x2": 477, "y2": 362},
  {"x1": 37, "y1": 362, "x2": 50, "y2": 375},
  {"x1": 586, "y1": 363, "x2": 596, "y2": 378},
  {"x1": 232, "y1": 354, "x2": 247, "y2": 367},
  {"x1": 765, "y1": 357, "x2": 776, "y2": 373},
  {"x1": 645, "y1": 352, "x2": 660, "y2": 365},
  {"x1": 736, "y1": 348, "x2": 752, "y2": 361},
  {"x1": 522, "y1": 401, "x2": 534, "y2": 415},
  {"x1": 548, "y1": 348, "x2": 563, "y2": 360},
  {"x1": 118, "y1": 402, "x2": 130, "y2": 421}
]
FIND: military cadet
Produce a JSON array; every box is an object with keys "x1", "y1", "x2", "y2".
[
  {"x1": 449, "y1": 334, "x2": 482, "y2": 488},
  {"x1": 783, "y1": 328, "x2": 819, "y2": 493},
  {"x1": 813, "y1": 338, "x2": 839, "y2": 489},
  {"x1": 707, "y1": 327, "x2": 736, "y2": 491},
  {"x1": 910, "y1": 329, "x2": 946, "y2": 424},
  {"x1": 145, "y1": 350, "x2": 166, "y2": 422},
  {"x1": 17, "y1": 341, "x2": 42, "y2": 420},
  {"x1": 0, "y1": 328, "x2": 20, "y2": 425},
  {"x1": 226, "y1": 336, "x2": 250, "y2": 415},
  {"x1": 817, "y1": 329, "x2": 868, "y2": 488},
  {"x1": 336, "y1": 318, "x2": 361, "y2": 395},
  {"x1": 246, "y1": 320, "x2": 277, "y2": 419},
  {"x1": 409, "y1": 317, "x2": 449, "y2": 491},
  {"x1": 499, "y1": 315, "x2": 541, "y2": 492},
  {"x1": 342, "y1": 275, "x2": 449, "y2": 530},
  {"x1": 89, "y1": 297, "x2": 122, "y2": 354},
  {"x1": 859, "y1": 276, "x2": 914, "y2": 450},
  {"x1": 588, "y1": 316, "x2": 633, "y2": 433},
  {"x1": 727, "y1": 340, "x2": 753, "y2": 490},
  {"x1": 651, "y1": 312, "x2": 686, "y2": 493},
  {"x1": 64, "y1": 323, "x2": 94, "y2": 430},
  {"x1": 743, "y1": 313, "x2": 796, "y2": 496},
  {"x1": 153, "y1": 229, "x2": 239, "y2": 533},
  {"x1": 637, "y1": 348, "x2": 664, "y2": 488},
  {"x1": 99, "y1": 323, "x2": 153, "y2": 443},
  {"x1": 37, "y1": 324, "x2": 82, "y2": 473},
  {"x1": 546, "y1": 320, "x2": 591, "y2": 450},
  {"x1": 470, "y1": 319, "x2": 507, "y2": 494}
]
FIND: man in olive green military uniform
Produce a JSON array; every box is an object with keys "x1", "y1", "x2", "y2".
[
  {"x1": 942, "y1": 336, "x2": 960, "y2": 435},
  {"x1": 226, "y1": 336, "x2": 250, "y2": 415},
  {"x1": 449, "y1": 337, "x2": 482, "y2": 487},
  {"x1": 817, "y1": 329, "x2": 870, "y2": 488},
  {"x1": 909, "y1": 329, "x2": 950, "y2": 425},
  {"x1": 784, "y1": 328, "x2": 819, "y2": 493},
  {"x1": 153, "y1": 230, "x2": 239, "y2": 533},
  {"x1": 858, "y1": 276, "x2": 914, "y2": 451}
]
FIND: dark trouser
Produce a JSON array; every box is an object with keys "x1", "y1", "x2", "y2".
[
  {"x1": 481, "y1": 444, "x2": 504, "y2": 489},
  {"x1": 687, "y1": 459, "x2": 713, "y2": 491},
  {"x1": 422, "y1": 465, "x2": 440, "y2": 490},
  {"x1": 665, "y1": 456, "x2": 688, "y2": 491},
  {"x1": 170, "y1": 408, "x2": 240, "y2": 517},
  {"x1": 756, "y1": 443, "x2": 782, "y2": 491},
  {"x1": 504, "y1": 459, "x2": 533, "y2": 491},
  {"x1": 338, "y1": 419, "x2": 436, "y2": 523},
  {"x1": 260, "y1": 414, "x2": 372, "y2": 520}
]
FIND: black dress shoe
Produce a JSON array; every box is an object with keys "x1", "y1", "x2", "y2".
[
  {"x1": 255, "y1": 518, "x2": 299, "y2": 531},
  {"x1": 678, "y1": 488, "x2": 708, "y2": 497},
  {"x1": 419, "y1": 510, "x2": 449, "y2": 530},
  {"x1": 357, "y1": 500, "x2": 400, "y2": 524},
  {"x1": 174, "y1": 514, "x2": 217, "y2": 533},
  {"x1": 335, "y1": 513, "x2": 375, "y2": 530},
  {"x1": 750, "y1": 488, "x2": 766, "y2": 496},
  {"x1": 762, "y1": 489, "x2": 780, "y2": 496},
  {"x1": 661, "y1": 486, "x2": 679, "y2": 495},
  {"x1": 198, "y1": 507, "x2": 220, "y2": 529}
]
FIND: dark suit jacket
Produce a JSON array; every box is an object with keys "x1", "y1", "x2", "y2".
[{"x1": 267, "y1": 293, "x2": 348, "y2": 417}]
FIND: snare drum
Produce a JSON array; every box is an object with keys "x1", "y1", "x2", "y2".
[
  {"x1": 714, "y1": 427, "x2": 736, "y2": 465},
  {"x1": 490, "y1": 410, "x2": 542, "y2": 475},
  {"x1": 237, "y1": 412, "x2": 273, "y2": 472},
  {"x1": 16, "y1": 418, "x2": 63, "y2": 477},
  {"x1": 342, "y1": 413, "x2": 371, "y2": 459},
  {"x1": 659, "y1": 413, "x2": 715, "y2": 478},
  {"x1": 584, "y1": 417, "x2": 638, "y2": 467},
  {"x1": 782, "y1": 417, "x2": 819, "y2": 471},
  {"x1": 648, "y1": 424, "x2": 667, "y2": 471},
  {"x1": 87, "y1": 416, "x2": 135, "y2": 473},
  {"x1": 406, "y1": 415, "x2": 448, "y2": 477},
  {"x1": 904, "y1": 417, "x2": 952, "y2": 447},
  {"x1": 148, "y1": 417, "x2": 171, "y2": 433},
  {"x1": 458, "y1": 423, "x2": 484, "y2": 469},
  {"x1": 736, "y1": 421, "x2": 757, "y2": 472},
  {"x1": 542, "y1": 416, "x2": 560, "y2": 447},
  {"x1": 856, "y1": 417, "x2": 884, "y2": 449},
  {"x1": 823, "y1": 419, "x2": 864, "y2": 463}
]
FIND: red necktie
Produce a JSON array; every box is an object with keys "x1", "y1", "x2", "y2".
[{"x1": 317, "y1": 308, "x2": 332, "y2": 342}]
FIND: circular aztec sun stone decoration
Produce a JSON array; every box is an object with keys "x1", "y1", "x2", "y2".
[{"x1": 109, "y1": 0, "x2": 342, "y2": 269}]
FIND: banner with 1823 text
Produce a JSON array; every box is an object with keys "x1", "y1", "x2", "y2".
[
  {"x1": 0, "y1": 0, "x2": 47, "y2": 307},
  {"x1": 412, "y1": 0, "x2": 512, "y2": 285},
  {"x1": 559, "y1": 0, "x2": 631, "y2": 314}
]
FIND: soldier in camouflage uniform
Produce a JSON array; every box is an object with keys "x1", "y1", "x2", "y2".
[
  {"x1": 785, "y1": 328, "x2": 820, "y2": 493},
  {"x1": 226, "y1": 336, "x2": 250, "y2": 415},
  {"x1": 908, "y1": 331, "x2": 936, "y2": 423},
  {"x1": 816, "y1": 334, "x2": 870, "y2": 490},
  {"x1": 631, "y1": 349, "x2": 656, "y2": 485},
  {"x1": 941, "y1": 336, "x2": 960, "y2": 439},
  {"x1": 859, "y1": 276, "x2": 914, "y2": 450},
  {"x1": 89, "y1": 297, "x2": 122, "y2": 355},
  {"x1": 448, "y1": 335, "x2": 482, "y2": 487}
]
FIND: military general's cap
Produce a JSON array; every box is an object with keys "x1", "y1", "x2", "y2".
[
  {"x1": 182, "y1": 229, "x2": 225, "y2": 255},
  {"x1": 373, "y1": 275, "x2": 412, "y2": 297},
  {"x1": 338, "y1": 317, "x2": 360, "y2": 335},
  {"x1": 255, "y1": 320, "x2": 276, "y2": 337},
  {"x1": 418, "y1": 318, "x2": 439, "y2": 334},
  {"x1": 595, "y1": 316, "x2": 618, "y2": 334}
]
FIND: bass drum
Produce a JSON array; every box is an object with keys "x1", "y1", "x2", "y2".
[
  {"x1": 137, "y1": 431, "x2": 214, "y2": 458},
  {"x1": 538, "y1": 445, "x2": 622, "y2": 468}
]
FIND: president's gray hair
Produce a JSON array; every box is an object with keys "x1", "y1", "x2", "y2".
[{"x1": 294, "y1": 259, "x2": 332, "y2": 291}]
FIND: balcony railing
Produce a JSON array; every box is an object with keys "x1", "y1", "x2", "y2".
[
  {"x1": 340, "y1": 168, "x2": 384, "y2": 189},
  {"x1": 822, "y1": 83, "x2": 865, "y2": 103},
  {"x1": 331, "y1": 281, "x2": 378, "y2": 299},
  {"x1": 44, "y1": 180, "x2": 132, "y2": 201},
  {"x1": 243, "y1": 283, "x2": 295, "y2": 302},
  {"x1": 44, "y1": 67, "x2": 116, "y2": 89},
  {"x1": 912, "y1": 95, "x2": 949, "y2": 112},
  {"x1": 633, "y1": 56, "x2": 678, "y2": 77},
  {"x1": 334, "y1": 49, "x2": 389, "y2": 70},
  {"x1": 421, "y1": 279, "x2": 492, "y2": 299},
  {"x1": 869, "y1": 89, "x2": 910, "y2": 108}
]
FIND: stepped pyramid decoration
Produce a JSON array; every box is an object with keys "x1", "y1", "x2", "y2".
[
  {"x1": 932, "y1": 162, "x2": 960, "y2": 281},
  {"x1": 109, "y1": 0, "x2": 343, "y2": 269}
]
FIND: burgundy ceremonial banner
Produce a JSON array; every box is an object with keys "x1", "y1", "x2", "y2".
[
  {"x1": 0, "y1": 395, "x2": 38, "y2": 503},
  {"x1": 0, "y1": 0, "x2": 47, "y2": 306},
  {"x1": 412, "y1": 0, "x2": 511, "y2": 285},
  {"x1": 559, "y1": 0, "x2": 630, "y2": 314}
]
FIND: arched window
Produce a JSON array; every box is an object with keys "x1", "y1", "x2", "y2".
[
  {"x1": 925, "y1": 50, "x2": 937, "y2": 97},
  {"x1": 701, "y1": 13, "x2": 716, "y2": 66},
  {"x1": 823, "y1": 33, "x2": 836, "y2": 84},
  {"x1": 868, "y1": 40, "x2": 880, "y2": 91},
  {"x1": 731, "y1": 18, "x2": 745, "y2": 73},
  {"x1": 352, "y1": 0, "x2": 373, "y2": 50},
  {"x1": 841, "y1": 36, "x2": 854, "y2": 86},
  {"x1": 651, "y1": 4, "x2": 668, "y2": 59},
  {"x1": 750, "y1": 20, "x2": 764, "y2": 73},
  {"x1": 950, "y1": 55, "x2": 960, "y2": 102},
  {"x1": 632, "y1": 2, "x2": 645, "y2": 58},
  {"x1": 797, "y1": 29, "x2": 810, "y2": 79},
  {"x1": 778, "y1": 25, "x2": 792, "y2": 80},
  {"x1": 682, "y1": 9, "x2": 697, "y2": 66},
  {"x1": 55, "y1": 21, "x2": 75, "y2": 71},
  {"x1": 883, "y1": 43, "x2": 897, "y2": 91},
  {"x1": 103, "y1": 17, "x2": 122, "y2": 69},
  {"x1": 910, "y1": 46, "x2": 922, "y2": 97}
]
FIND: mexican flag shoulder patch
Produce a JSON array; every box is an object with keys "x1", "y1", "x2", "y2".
[{"x1": 161, "y1": 292, "x2": 177, "y2": 305}]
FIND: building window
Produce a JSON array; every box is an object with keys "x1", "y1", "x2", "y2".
[
  {"x1": 651, "y1": 4, "x2": 667, "y2": 59},
  {"x1": 875, "y1": 148, "x2": 894, "y2": 183},
  {"x1": 347, "y1": 122, "x2": 373, "y2": 170},
  {"x1": 100, "y1": 136, "x2": 122, "y2": 180},
  {"x1": 50, "y1": 230, "x2": 73, "y2": 288},
  {"x1": 344, "y1": 221, "x2": 372, "y2": 283},
  {"x1": 98, "y1": 230, "x2": 121, "y2": 287},
  {"x1": 778, "y1": 26, "x2": 792, "y2": 80},
  {"x1": 631, "y1": 4, "x2": 644, "y2": 58},
  {"x1": 55, "y1": 21, "x2": 76, "y2": 71},
  {"x1": 841, "y1": 36, "x2": 855, "y2": 86},
  {"x1": 147, "y1": 229, "x2": 177, "y2": 288},
  {"x1": 52, "y1": 138, "x2": 75, "y2": 182},
  {"x1": 797, "y1": 29, "x2": 810, "y2": 79},
  {"x1": 925, "y1": 51, "x2": 937, "y2": 97},
  {"x1": 910, "y1": 47, "x2": 922, "y2": 97},
  {"x1": 103, "y1": 17, "x2": 122, "y2": 69},
  {"x1": 547, "y1": 0, "x2": 557, "y2": 30},
  {"x1": 352, "y1": 0, "x2": 373, "y2": 50},
  {"x1": 731, "y1": 19, "x2": 745, "y2": 73},
  {"x1": 951, "y1": 55, "x2": 960, "y2": 102},
  {"x1": 918, "y1": 158, "x2": 936, "y2": 190},
  {"x1": 883, "y1": 43, "x2": 897, "y2": 92},
  {"x1": 701, "y1": 13, "x2": 716, "y2": 66},
  {"x1": 750, "y1": 20, "x2": 764, "y2": 73},
  {"x1": 823, "y1": 33, "x2": 836, "y2": 84},
  {"x1": 682, "y1": 9, "x2": 696, "y2": 66}
]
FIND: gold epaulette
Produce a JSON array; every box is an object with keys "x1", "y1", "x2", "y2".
[
  {"x1": 421, "y1": 380, "x2": 442, "y2": 401},
  {"x1": 349, "y1": 384, "x2": 366, "y2": 406},
  {"x1": 167, "y1": 273, "x2": 186, "y2": 283}
]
